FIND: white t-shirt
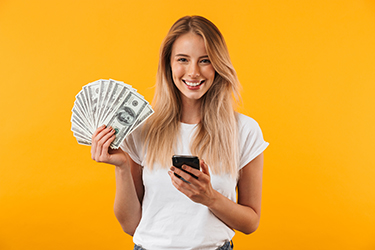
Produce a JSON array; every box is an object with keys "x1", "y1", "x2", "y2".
[{"x1": 121, "y1": 113, "x2": 269, "y2": 250}]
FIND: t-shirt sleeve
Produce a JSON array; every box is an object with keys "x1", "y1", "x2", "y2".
[
  {"x1": 120, "y1": 126, "x2": 143, "y2": 165},
  {"x1": 238, "y1": 114, "x2": 269, "y2": 170}
]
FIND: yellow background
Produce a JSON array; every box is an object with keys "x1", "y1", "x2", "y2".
[{"x1": 1, "y1": 0, "x2": 374, "y2": 249}]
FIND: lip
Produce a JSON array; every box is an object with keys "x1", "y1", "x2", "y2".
[{"x1": 182, "y1": 79, "x2": 205, "y2": 88}]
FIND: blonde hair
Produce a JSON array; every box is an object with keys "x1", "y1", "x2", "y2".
[{"x1": 143, "y1": 15, "x2": 241, "y2": 177}]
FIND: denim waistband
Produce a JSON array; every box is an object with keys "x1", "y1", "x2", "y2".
[
  {"x1": 133, "y1": 240, "x2": 233, "y2": 250},
  {"x1": 216, "y1": 240, "x2": 233, "y2": 250}
]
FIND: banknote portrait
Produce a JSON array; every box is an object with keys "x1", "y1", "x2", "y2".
[{"x1": 117, "y1": 107, "x2": 135, "y2": 125}]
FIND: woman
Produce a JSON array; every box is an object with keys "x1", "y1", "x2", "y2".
[{"x1": 91, "y1": 15, "x2": 269, "y2": 250}]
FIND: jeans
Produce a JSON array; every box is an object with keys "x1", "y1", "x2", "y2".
[{"x1": 133, "y1": 240, "x2": 233, "y2": 250}]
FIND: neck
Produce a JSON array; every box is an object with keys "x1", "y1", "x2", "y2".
[{"x1": 180, "y1": 98, "x2": 201, "y2": 124}]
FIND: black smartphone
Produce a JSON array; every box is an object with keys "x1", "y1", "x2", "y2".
[{"x1": 172, "y1": 155, "x2": 200, "y2": 179}]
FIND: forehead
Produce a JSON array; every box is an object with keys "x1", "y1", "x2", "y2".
[{"x1": 172, "y1": 32, "x2": 207, "y2": 56}]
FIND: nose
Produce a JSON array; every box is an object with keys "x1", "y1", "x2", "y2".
[{"x1": 188, "y1": 63, "x2": 200, "y2": 78}]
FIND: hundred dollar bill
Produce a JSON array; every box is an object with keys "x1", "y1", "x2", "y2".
[
  {"x1": 72, "y1": 100, "x2": 94, "y2": 134},
  {"x1": 101, "y1": 82, "x2": 130, "y2": 125},
  {"x1": 98, "y1": 79, "x2": 115, "y2": 125},
  {"x1": 71, "y1": 123, "x2": 91, "y2": 142},
  {"x1": 82, "y1": 86, "x2": 95, "y2": 131},
  {"x1": 74, "y1": 132, "x2": 91, "y2": 146},
  {"x1": 129, "y1": 105, "x2": 154, "y2": 135},
  {"x1": 99, "y1": 80, "x2": 128, "y2": 126},
  {"x1": 74, "y1": 94, "x2": 91, "y2": 127},
  {"x1": 86, "y1": 80, "x2": 100, "y2": 128},
  {"x1": 96, "y1": 80, "x2": 109, "y2": 127},
  {"x1": 72, "y1": 98, "x2": 87, "y2": 121},
  {"x1": 71, "y1": 109, "x2": 90, "y2": 132},
  {"x1": 109, "y1": 79, "x2": 133, "y2": 91},
  {"x1": 106, "y1": 91, "x2": 148, "y2": 149},
  {"x1": 71, "y1": 114, "x2": 92, "y2": 138}
]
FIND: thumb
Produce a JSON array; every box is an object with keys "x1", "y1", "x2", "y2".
[{"x1": 200, "y1": 160, "x2": 210, "y2": 176}]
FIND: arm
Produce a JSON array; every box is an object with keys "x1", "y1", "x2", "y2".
[
  {"x1": 113, "y1": 155, "x2": 143, "y2": 236},
  {"x1": 91, "y1": 125, "x2": 144, "y2": 236},
  {"x1": 168, "y1": 153, "x2": 263, "y2": 234}
]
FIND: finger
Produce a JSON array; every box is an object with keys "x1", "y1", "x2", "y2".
[
  {"x1": 92, "y1": 126, "x2": 110, "y2": 156},
  {"x1": 91, "y1": 140, "x2": 97, "y2": 160},
  {"x1": 91, "y1": 126, "x2": 106, "y2": 159},
  {"x1": 200, "y1": 160, "x2": 210, "y2": 176},
  {"x1": 95, "y1": 126, "x2": 114, "y2": 142},
  {"x1": 181, "y1": 164, "x2": 201, "y2": 177},
  {"x1": 168, "y1": 171, "x2": 195, "y2": 194},
  {"x1": 93, "y1": 127, "x2": 114, "y2": 161},
  {"x1": 168, "y1": 170, "x2": 186, "y2": 187},
  {"x1": 98, "y1": 128, "x2": 116, "y2": 158},
  {"x1": 100, "y1": 131, "x2": 116, "y2": 158},
  {"x1": 171, "y1": 166, "x2": 200, "y2": 186},
  {"x1": 92, "y1": 124, "x2": 107, "y2": 139},
  {"x1": 92, "y1": 126, "x2": 112, "y2": 157}
]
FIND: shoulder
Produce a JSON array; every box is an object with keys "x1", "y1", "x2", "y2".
[
  {"x1": 237, "y1": 113, "x2": 263, "y2": 133},
  {"x1": 236, "y1": 112, "x2": 269, "y2": 169}
]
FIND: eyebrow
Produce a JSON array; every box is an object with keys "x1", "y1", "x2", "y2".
[{"x1": 174, "y1": 54, "x2": 209, "y2": 58}]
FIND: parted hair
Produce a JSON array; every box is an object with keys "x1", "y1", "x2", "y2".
[{"x1": 143, "y1": 15, "x2": 241, "y2": 177}]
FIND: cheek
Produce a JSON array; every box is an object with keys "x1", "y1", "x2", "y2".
[
  {"x1": 171, "y1": 63, "x2": 185, "y2": 79},
  {"x1": 203, "y1": 66, "x2": 215, "y2": 80}
]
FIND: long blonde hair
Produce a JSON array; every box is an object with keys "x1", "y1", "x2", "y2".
[{"x1": 143, "y1": 15, "x2": 241, "y2": 177}]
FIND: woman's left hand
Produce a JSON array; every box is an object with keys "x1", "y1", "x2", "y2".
[{"x1": 168, "y1": 160, "x2": 218, "y2": 207}]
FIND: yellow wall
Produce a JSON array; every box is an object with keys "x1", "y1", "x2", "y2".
[{"x1": 1, "y1": 0, "x2": 374, "y2": 249}]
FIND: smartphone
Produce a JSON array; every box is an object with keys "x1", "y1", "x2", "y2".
[{"x1": 172, "y1": 155, "x2": 200, "y2": 179}]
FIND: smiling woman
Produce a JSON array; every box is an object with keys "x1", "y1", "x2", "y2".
[{"x1": 89, "y1": 15, "x2": 269, "y2": 250}]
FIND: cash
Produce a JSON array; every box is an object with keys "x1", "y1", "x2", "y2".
[{"x1": 71, "y1": 79, "x2": 154, "y2": 149}]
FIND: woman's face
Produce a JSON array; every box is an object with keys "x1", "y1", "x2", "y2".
[{"x1": 170, "y1": 32, "x2": 215, "y2": 104}]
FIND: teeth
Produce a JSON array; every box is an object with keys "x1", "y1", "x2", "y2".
[{"x1": 184, "y1": 80, "x2": 202, "y2": 87}]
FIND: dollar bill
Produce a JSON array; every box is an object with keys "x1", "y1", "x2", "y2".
[
  {"x1": 105, "y1": 91, "x2": 148, "y2": 149},
  {"x1": 82, "y1": 86, "x2": 95, "y2": 131},
  {"x1": 129, "y1": 105, "x2": 154, "y2": 134},
  {"x1": 101, "y1": 82, "x2": 130, "y2": 125},
  {"x1": 86, "y1": 81, "x2": 100, "y2": 127},
  {"x1": 96, "y1": 80, "x2": 109, "y2": 127},
  {"x1": 99, "y1": 80, "x2": 127, "y2": 126},
  {"x1": 97, "y1": 80, "x2": 114, "y2": 125},
  {"x1": 74, "y1": 132, "x2": 91, "y2": 146},
  {"x1": 71, "y1": 114, "x2": 92, "y2": 138}
]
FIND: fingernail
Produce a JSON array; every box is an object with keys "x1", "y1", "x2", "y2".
[
  {"x1": 182, "y1": 165, "x2": 186, "y2": 170},
  {"x1": 170, "y1": 166, "x2": 175, "y2": 171}
]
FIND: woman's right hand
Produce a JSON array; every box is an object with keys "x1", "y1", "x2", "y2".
[{"x1": 91, "y1": 125, "x2": 127, "y2": 168}]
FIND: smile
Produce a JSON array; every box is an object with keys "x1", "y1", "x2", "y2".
[{"x1": 182, "y1": 80, "x2": 205, "y2": 87}]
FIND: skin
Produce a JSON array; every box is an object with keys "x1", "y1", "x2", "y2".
[
  {"x1": 170, "y1": 32, "x2": 215, "y2": 124},
  {"x1": 91, "y1": 32, "x2": 264, "y2": 236},
  {"x1": 91, "y1": 126, "x2": 142, "y2": 236}
]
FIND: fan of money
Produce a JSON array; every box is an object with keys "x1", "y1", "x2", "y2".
[{"x1": 71, "y1": 79, "x2": 154, "y2": 149}]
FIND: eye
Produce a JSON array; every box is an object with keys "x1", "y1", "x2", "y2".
[
  {"x1": 177, "y1": 58, "x2": 188, "y2": 62},
  {"x1": 200, "y1": 58, "x2": 211, "y2": 64}
]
